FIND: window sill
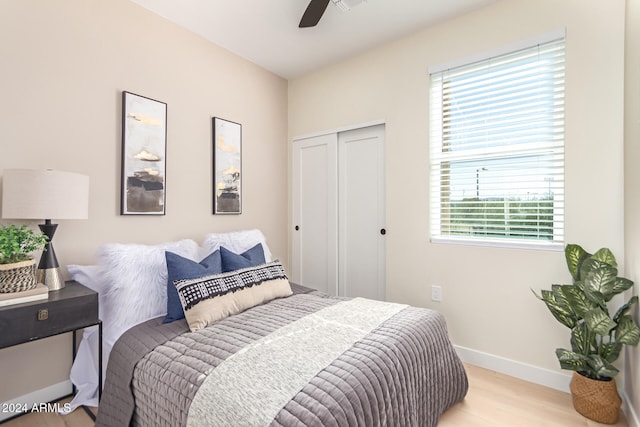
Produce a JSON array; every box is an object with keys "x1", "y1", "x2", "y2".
[{"x1": 430, "y1": 236, "x2": 564, "y2": 252}]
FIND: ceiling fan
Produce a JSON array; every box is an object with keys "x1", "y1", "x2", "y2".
[{"x1": 299, "y1": 0, "x2": 367, "y2": 28}]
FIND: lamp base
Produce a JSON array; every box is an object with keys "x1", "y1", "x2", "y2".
[
  {"x1": 37, "y1": 220, "x2": 64, "y2": 291},
  {"x1": 37, "y1": 267, "x2": 64, "y2": 291}
]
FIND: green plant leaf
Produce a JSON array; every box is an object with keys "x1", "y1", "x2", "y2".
[
  {"x1": 584, "y1": 308, "x2": 616, "y2": 336},
  {"x1": 535, "y1": 289, "x2": 576, "y2": 329},
  {"x1": 615, "y1": 316, "x2": 640, "y2": 346},
  {"x1": 580, "y1": 258, "x2": 615, "y2": 286},
  {"x1": 561, "y1": 285, "x2": 597, "y2": 319},
  {"x1": 556, "y1": 348, "x2": 588, "y2": 372},
  {"x1": 613, "y1": 296, "x2": 638, "y2": 323},
  {"x1": 565, "y1": 244, "x2": 588, "y2": 281},
  {"x1": 586, "y1": 354, "x2": 619, "y2": 379},
  {"x1": 592, "y1": 248, "x2": 617, "y2": 268},
  {"x1": 609, "y1": 277, "x2": 634, "y2": 298},
  {"x1": 599, "y1": 342, "x2": 623, "y2": 363},
  {"x1": 0, "y1": 224, "x2": 48, "y2": 264},
  {"x1": 551, "y1": 284, "x2": 571, "y2": 308},
  {"x1": 583, "y1": 266, "x2": 616, "y2": 305},
  {"x1": 570, "y1": 322, "x2": 590, "y2": 354}
]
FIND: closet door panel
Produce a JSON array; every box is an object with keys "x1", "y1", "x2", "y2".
[
  {"x1": 292, "y1": 134, "x2": 338, "y2": 295},
  {"x1": 338, "y1": 125, "x2": 385, "y2": 300}
]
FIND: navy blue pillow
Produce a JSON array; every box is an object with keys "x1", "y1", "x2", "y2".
[
  {"x1": 220, "y1": 243, "x2": 266, "y2": 272},
  {"x1": 163, "y1": 249, "x2": 222, "y2": 323}
]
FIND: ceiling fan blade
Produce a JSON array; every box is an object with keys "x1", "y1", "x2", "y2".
[{"x1": 299, "y1": 0, "x2": 331, "y2": 28}]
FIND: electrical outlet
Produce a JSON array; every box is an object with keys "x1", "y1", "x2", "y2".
[{"x1": 431, "y1": 285, "x2": 442, "y2": 302}]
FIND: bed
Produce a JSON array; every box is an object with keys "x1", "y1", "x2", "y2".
[{"x1": 66, "y1": 230, "x2": 467, "y2": 426}]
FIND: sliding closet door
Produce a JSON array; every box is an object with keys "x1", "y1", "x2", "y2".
[
  {"x1": 291, "y1": 134, "x2": 338, "y2": 295},
  {"x1": 292, "y1": 124, "x2": 385, "y2": 300},
  {"x1": 338, "y1": 125, "x2": 385, "y2": 300}
]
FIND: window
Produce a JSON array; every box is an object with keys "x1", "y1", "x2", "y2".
[{"x1": 429, "y1": 31, "x2": 565, "y2": 249}]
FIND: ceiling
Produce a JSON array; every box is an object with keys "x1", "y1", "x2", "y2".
[{"x1": 129, "y1": 0, "x2": 496, "y2": 79}]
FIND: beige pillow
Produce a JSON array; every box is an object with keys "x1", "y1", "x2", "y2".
[{"x1": 175, "y1": 260, "x2": 292, "y2": 332}]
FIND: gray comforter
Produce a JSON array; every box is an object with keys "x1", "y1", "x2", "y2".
[{"x1": 96, "y1": 286, "x2": 467, "y2": 426}]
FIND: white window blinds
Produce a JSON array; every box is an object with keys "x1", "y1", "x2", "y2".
[{"x1": 429, "y1": 34, "x2": 565, "y2": 249}]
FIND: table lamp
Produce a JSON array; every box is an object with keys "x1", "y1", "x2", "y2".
[{"x1": 1, "y1": 169, "x2": 89, "y2": 291}]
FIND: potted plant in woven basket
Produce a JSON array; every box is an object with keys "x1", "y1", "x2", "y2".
[
  {"x1": 0, "y1": 224, "x2": 48, "y2": 293},
  {"x1": 533, "y1": 244, "x2": 640, "y2": 424}
]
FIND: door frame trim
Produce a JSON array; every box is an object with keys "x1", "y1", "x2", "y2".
[{"x1": 292, "y1": 119, "x2": 385, "y2": 142}]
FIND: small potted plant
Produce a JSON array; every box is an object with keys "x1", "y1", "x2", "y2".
[
  {"x1": 0, "y1": 224, "x2": 48, "y2": 293},
  {"x1": 533, "y1": 243, "x2": 640, "y2": 424}
]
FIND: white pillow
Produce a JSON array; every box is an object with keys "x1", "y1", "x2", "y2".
[
  {"x1": 97, "y1": 239, "x2": 200, "y2": 337},
  {"x1": 67, "y1": 264, "x2": 103, "y2": 292},
  {"x1": 67, "y1": 264, "x2": 105, "y2": 319},
  {"x1": 201, "y1": 229, "x2": 272, "y2": 262}
]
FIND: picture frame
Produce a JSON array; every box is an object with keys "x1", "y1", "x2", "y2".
[
  {"x1": 212, "y1": 117, "x2": 242, "y2": 214},
  {"x1": 121, "y1": 91, "x2": 167, "y2": 215}
]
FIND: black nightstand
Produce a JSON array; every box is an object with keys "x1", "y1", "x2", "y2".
[{"x1": 0, "y1": 280, "x2": 102, "y2": 410}]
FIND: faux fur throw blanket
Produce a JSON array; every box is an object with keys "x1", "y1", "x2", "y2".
[{"x1": 187, "y1": 297, "x2": 408, "y2": 427}]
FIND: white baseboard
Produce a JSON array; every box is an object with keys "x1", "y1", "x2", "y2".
[
  {"x1": 454, "y1": 345, "x2": 572, "y2": 393},
  {"x1": 623, "y1": 392, "x2": 640, "y2": 427},
  {"x1": 0, "y1": 380, "x2": 72, "y2": 423},
  {"x1": 456, "y1": 345, "x2": 640, "y2": 426}
]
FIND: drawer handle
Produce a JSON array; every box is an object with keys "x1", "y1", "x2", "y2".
[{"x1": 37, "y1": 309, "x2": 48, "y2": 321}]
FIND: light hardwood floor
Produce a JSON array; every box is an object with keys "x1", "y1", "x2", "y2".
[
  {"x1": 440, "y1": 364, "x2": 629, "y2": 427},
  {"x1": 2, "y1": 364, "x2": 629, "y2": 426}
]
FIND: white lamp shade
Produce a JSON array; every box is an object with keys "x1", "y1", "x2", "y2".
[{"x1": 2, "y1": 169, "x2": 90, "y2": 220}]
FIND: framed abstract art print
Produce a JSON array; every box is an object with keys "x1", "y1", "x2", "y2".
[
  {"x1": 121, "y1": 91, "x2": 167, "y2": 215},
  {"x1": 212, "y1": 117, "x2": 242, "y2": 214}
]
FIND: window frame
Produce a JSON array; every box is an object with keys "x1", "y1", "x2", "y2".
[{"x1": 428, "y1": 29, "x2": 566, "y2": 251}]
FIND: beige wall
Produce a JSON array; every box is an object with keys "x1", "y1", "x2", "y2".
[
  {"x1": 625, "y1": 0, "x2": 640, "y2": 424},
  {"x1": 289, "y1": 0, "x2": 626, "y2": 393},
  {"x1": 0, "y1": 0, "x2": 288, "y2": 402}
]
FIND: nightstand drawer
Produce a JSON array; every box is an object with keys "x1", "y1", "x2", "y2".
[{"x1": 0, "y1": 281, "x2": 98, "y2": 348}]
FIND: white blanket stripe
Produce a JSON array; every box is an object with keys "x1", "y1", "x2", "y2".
[{"x1": 187, "y1": 297, "x2": 407, "y2": 427}]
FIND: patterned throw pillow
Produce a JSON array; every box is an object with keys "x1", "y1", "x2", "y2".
[{"x1": 175, "y1": 260, "x2": 292, "y2": 332}]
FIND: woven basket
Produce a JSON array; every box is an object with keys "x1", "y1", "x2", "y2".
[
  {"x1": 0, "y1": 259, "x2": 38, "y2": 293},
  {"x1": 570, "y1": 371, "x2": 621, "y2": 424}
]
